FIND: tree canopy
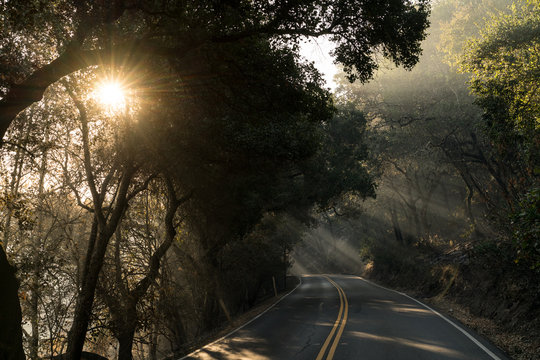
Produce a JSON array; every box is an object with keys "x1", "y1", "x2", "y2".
[{"x1": 0, "y1": 0, "x2": 430, "y2": 140}]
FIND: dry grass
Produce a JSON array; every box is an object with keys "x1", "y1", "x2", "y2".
[{"x1": 424, "y1": 296, "x2": 539, "y2": 360}]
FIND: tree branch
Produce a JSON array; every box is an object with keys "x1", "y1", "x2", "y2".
[
  {"x1": 131, "y1": 179, "x2": 192, "y2": 301},
  {"x1": 0, "y1": 40, "x2": 201, "y2": 142},
  {"x1": 64, "y1": 84, "x2": 104, "y2": 225}
]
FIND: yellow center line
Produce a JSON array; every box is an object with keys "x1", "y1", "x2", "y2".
[
  {"x1": 315, "y1": 276, "x2": 349, "y2": 360},
  {"x1": 315, "y1": 277, "x2": 343, "y2": 360},
  {"x1": 326, "y1": 278, "x2": 348, "y2": 359}
]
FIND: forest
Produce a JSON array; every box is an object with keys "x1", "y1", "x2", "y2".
[{"x1": 0, "y1": 1, "x2": 538, "y2": 360}]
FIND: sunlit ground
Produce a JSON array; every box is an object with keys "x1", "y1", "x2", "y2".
[
  {"x1": 187, "y1": 336, "x2": 272, "y2": 360},
  {"x1": 348, "y1": 330, "x2": 463, "y2": 357}
]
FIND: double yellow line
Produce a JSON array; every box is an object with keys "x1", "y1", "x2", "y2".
[{"x1": 316, "y1": 276, "x2": 349, "y2": 360}]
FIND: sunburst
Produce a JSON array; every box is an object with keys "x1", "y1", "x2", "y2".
[{"x1": 95, "y1": 81, "x2": 126, "y2": 111}]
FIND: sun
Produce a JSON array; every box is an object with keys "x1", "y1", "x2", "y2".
[{"x1": 95, "y1": 81, "x2": 126, "y2": 109}]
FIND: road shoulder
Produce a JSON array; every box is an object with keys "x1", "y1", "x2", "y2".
[
  {"x1": 176, "y1": 276, "x2": 301, "y2": 359},
  {"x1": 359, "y1": 275, "x2": 516, "y2": 360}
]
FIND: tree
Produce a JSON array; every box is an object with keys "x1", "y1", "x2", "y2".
[
  {"x1": 60, "y1": 81, "x2": 162, "y2": 359},
  {"x1": 300, "y1": 105, "x2": 376, "y2": 210},
  {"x1": 461, "y1": 0, "x2": 539, "y2": 174},
  {"x1": 461, "y1": 0, "x2": 540, "y2": 268},
  {"x1": 135, "y1": 38, "x2": 379, "y2": 335},
  {"x1": 436, "y1": 0, "x2": 512, "y2": 67},
  {"x1": 332, "y1": 0, "x2": 505, "y2": 254},
  {"x1": 96, "y1": 178, "x2": 190, "y2": 360}
]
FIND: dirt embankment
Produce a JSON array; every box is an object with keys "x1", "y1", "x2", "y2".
[{"x1": 364, "y1": 246, "x2": 540, "y2": 360}]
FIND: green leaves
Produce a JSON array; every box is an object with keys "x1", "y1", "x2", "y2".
[
  {"x1": 511, "y1": 186, "x2": 540, "y2": 270},
  {"x1": 461, "y1": 0, "x2": 539, "y2": 169},
  {"x1": 461, "y1": 0, "x2": 540, "y2": 269},
  {"x1": 461, "y1": 1, "x2": 540, "y2": 138},
  {"x1": 302, "y1": 106, "x2": 376, "y2": 211}
]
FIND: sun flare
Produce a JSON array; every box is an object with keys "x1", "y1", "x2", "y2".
[{"x1": 96, "y1": 81, "x2": 125, "y2": 109}]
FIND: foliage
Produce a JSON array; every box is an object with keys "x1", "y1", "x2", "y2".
[
  {"x1": 0, "y1": 0, "x2": 431, "y2": 141},
  {"x1": 436, "y1": 0, "x2": 512, "y2": 67},
  {"x1": 511, "y1": 186, "x2": 540, "y2": 270},
  {"x1": 461, "y1": 0, "x2": 540, "y2": 264},
  {"x1": 144, "y1": 40, "x2": 328, "y2": 238},
  {"x1": 461, "y1": 0, "x2": 540, "y2": 166},
  {"x1": 332, "y1": 0, "x2": 540, "y2": 254},
  {"x1": 303, "y1": 105, "x2": 376, "y2": 210},
  {"x1": 334, "y1": 0, "x2": 486, "y2": 246}
]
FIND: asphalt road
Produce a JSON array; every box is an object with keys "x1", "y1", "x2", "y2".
[{"x1": 181, "y1": 275, "x2": 510, "y2": 360}]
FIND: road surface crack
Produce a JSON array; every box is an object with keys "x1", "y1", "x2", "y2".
[{"x1": 294, "y1": 326, "x2": 316, "y2": 358}]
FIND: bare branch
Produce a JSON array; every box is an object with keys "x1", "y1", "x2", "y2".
[
  {"x1": 63, "y1": 83, "x2": 103, "y2": 221},
  {"x1": 126, "y1": 174, "x2": 157, "y2": 203}
]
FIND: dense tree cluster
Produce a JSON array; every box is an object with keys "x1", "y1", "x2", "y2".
[{"x1": 330, "y1": 0, "x2": 539, "y2": 267}]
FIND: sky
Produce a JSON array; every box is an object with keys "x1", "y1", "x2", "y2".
[{"x1": 299, "y1": 36, "x2": 339, "y2": 92}]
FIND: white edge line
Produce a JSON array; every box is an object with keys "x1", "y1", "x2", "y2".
[
  {"x1": 178, "y1": 276, "x2": 303, "y2": 359},
  {"x1": 355, "y1": 276, "x2": 503, "y2": 360}
]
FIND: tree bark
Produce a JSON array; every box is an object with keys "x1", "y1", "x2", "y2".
[
  {"x1": 117, "y1": 330, "x2": 135, "y2": 360},
  {"x1": 389, "y1": 204, "x2": 404, "y2": 244},
  {"x1": 0, "y1": 246, "x2": 25, "y2": 360},
  {"x1": 67, "y1": 231, "x2": 111, "y2": 359}
]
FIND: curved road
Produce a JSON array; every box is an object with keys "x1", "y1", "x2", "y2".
[{"x1": 182, "y1": 275, "x2": 509, "y2": 360}]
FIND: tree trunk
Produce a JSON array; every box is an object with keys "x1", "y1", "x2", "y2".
[
  {"x1": 117, "y1": 330, "x2": 135, "y2": 360},
  {"x1": 66, "y1": 270, "x2": 100, "y2": 360},
  {"x1": 149, "y1": 326, "x2": 158, "y2": 360},
  {"x1": 0, "y1": 246, "x2": 25, "y2": 360},
  {"x1": 66, "y1": 229, "x2": 115, "y2": 360},
  {"x1": 30, "y1": 139, "x2": 49, "y2": 360},
  {"x1": 389, "y1": 205, "x2": 404, "y2": 244},
  {"x1": 0, "y1": 119, "x2": 27, "y2": 360},
  {"x1": 412, "y1": 208, "x2": 421, "y2": 242},
  {"x1": 29, "y1": 275, "x2": 39, "y2": 360},
  {"x1": 196, "y1": 260, "x2": 222, "y2": 332},
  {"x1": 201, "y1": 289, "x2": 220, "y2": 332}
]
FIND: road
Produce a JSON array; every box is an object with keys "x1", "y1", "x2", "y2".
[{"x1": 181, "y1": 275, "x2": 509, "y2": 360}]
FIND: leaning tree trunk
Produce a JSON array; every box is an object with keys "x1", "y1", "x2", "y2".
[
  {"x1": 66, "y1": 223, "x2": 120, "y2": 360},
  {"x1": 389, "y1": 204, "x2": 404, "y2": 245},
  {"x1": 0, "y1": 246, "x2": 25, "y2": 360}
]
